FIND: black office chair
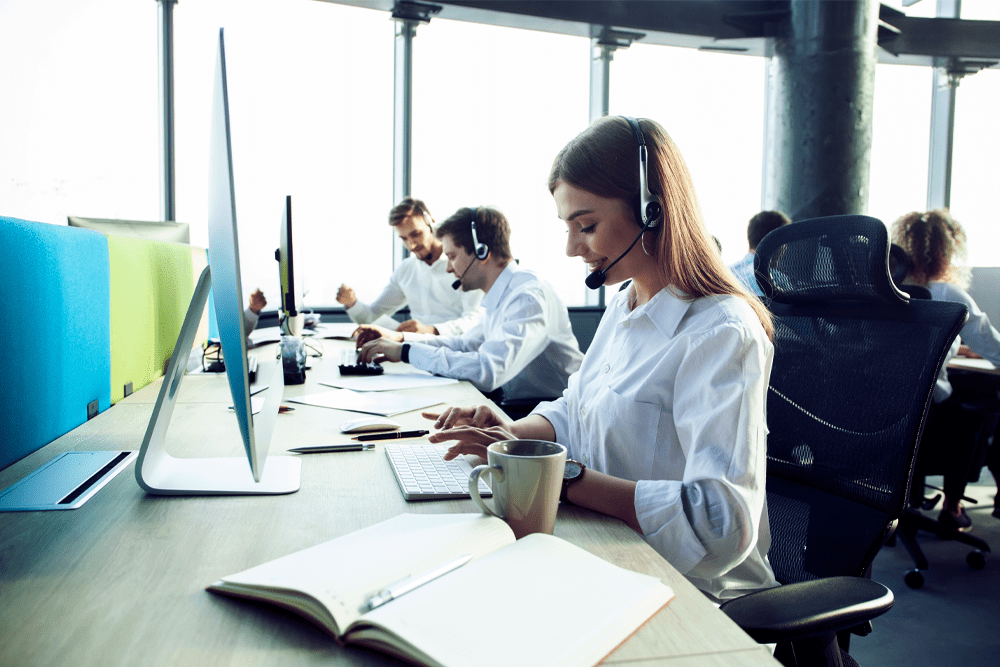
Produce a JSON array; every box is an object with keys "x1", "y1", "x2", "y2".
[
  {"x1": 894, "y1": 369, "x2": 996, "y2": 588},
  {"x1": 719, "y1": 215, "x2": 968, "y2": 667},
  {"x1": 887, "y1": 265, "x2": 994, "y2": 587}
]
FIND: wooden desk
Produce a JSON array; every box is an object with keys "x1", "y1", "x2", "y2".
[
  {"x1": 948, "y1": 356, "x2": 1000, "y2": 377},
  {"x1": 0, "y1": 343, "x2": 778, "y2": 667}
]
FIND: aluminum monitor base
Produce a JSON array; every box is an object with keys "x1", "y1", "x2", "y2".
[{"x1": 135, "y1": 265, "x2": 300, "y2": 496}]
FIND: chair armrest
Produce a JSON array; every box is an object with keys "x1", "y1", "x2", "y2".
[{"x1": 719, "y1": 576, "x2": 893, "y2": 644}]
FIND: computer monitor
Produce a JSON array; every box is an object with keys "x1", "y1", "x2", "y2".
[
  {"x1": 134, "y1": 27, "x2": 299, "y2": 495},
  {"x1": 276, "y1": 195, "x2": 304, "y2": 336}
]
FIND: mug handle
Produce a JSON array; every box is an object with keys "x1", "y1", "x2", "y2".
[{"x1": 468, "y1": 464, "x2": 504, "y2": 518}]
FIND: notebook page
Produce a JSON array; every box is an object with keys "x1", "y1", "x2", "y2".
[
  {"x1": 215, "y1": 513, "x2": 514, "y2": 634},
  {"x1": 353, "y1": 532, "x2": 674, "y2": 667}
]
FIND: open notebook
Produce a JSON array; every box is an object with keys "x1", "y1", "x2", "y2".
[{"x1": 208, "y1": 513, "x2": 674, "y2": 667}]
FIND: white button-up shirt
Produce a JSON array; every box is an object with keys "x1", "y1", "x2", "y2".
[
  {"x1": 534, "y1": 286, "x2": 778, "y2": 602},
  {"x1": 405, "y1": 263, "x2": 584, "y2": 400},
  {"x1": 929, "y1": 281, "x2": 1000, "y2": 402},
  {"x1": 347, "y1": 254, "x2": 483, "y2": 336}
]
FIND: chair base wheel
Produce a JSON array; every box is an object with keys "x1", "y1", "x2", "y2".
[
  {"x1": 904, "y1": 569, "x2": 924, "y2": 589},
  {"x1": 967, "y1": 550, "x2": 987, "y2": 570}
]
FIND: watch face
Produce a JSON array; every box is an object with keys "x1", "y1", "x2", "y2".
[{"x1": 564, "y1": 460, "x2": 583, "y2": 480}]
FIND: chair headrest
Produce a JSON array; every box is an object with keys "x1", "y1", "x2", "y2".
[{"x1": 753, "y1": 214, "x2": 910, "y2": 306}]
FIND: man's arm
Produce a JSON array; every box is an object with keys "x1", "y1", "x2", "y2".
[
  {"x1": 343, "y1": 277, "x2": 408, "y2": 325},
  {"x1": 407, "y1": 291, "x2": 550, "y2": 393}
]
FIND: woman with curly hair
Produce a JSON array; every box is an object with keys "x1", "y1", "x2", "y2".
[{"x1": 893, "y1": 209, "x2": 1000, "y2": 528}]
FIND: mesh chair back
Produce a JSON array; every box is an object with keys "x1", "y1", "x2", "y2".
[{"x1": 754, "y1": 215, "x2": 967, "y2": 583}]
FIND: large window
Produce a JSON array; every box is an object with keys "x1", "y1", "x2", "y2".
[
  {"x1": 951, "y1": 68, "x2": 999, "y2": 267},
  {"x1": 0, "y1": 0, "x2": 160, "y2": 224},
  {"x1": 868, "y1": 63, "x2": 932, "y2": 227},
  {"x1": 173, "y1": 0, "x2": 394, "y2": 308},
  {"x1": 410, "y1": 19, "x2": 590, "y2": 305},
  {"x1": 610, "y1": 44, "x2": 766, "y2": 265}
]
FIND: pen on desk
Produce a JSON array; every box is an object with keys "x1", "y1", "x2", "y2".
[
  {"x1": 352, "y1": 429, "x2": 430, "y2": 442},
  {"x1": 362, "y1": 554, "x2": 474, "y2": 613},
  {"x1": 288, "y1": 443, "x2": 375, "y2": 453}
]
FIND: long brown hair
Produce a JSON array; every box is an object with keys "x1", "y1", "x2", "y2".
[
  {"x1": 548, "y1": 116, "x2": 773, "y2": 339},
  {"x1": 891, "y1": 209, "x2": 969, "y2": 288}
]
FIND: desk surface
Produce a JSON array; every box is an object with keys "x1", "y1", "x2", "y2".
[
  {"x1": 0, "y1": 341, "x2": 777, "y2": 667},
  {"x1": 948, "y1": 356, "x2": 1000, "y2": 376}
]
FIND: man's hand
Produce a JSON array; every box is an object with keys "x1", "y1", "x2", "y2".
[
  {"x1": 396, "y1": 319, "x2": 439, "y2": 335},
  {"x1": 353, "y1": 324, "x2": 403, "y2": 348},
  {"x1": 336, "y1": 284, "x2": 357, "y2": 308},
  {"x1": 248, "y1": 289, "x2": 266, "y2": 314},
  {"x1": 358, "y1": 337, "x2": 404, "y2": 364}
]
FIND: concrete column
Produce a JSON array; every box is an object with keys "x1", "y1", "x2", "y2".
[{"x1": 764, "y1": 0, "x2": 879, "y2": 220}]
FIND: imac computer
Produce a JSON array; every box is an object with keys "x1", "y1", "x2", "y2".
[
  {"x1": 276, "y1": 195, "x2": 304, "y2": 337},
  {"x1": 134, "y1": 27, "x2": 300, "y2": 495},
  {"x1": 276, "y1": 195, "x2": 307, "y2": 384}
]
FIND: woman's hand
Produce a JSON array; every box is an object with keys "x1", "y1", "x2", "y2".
[
  {"x1": 429, "y1": 425, "x2": 517, "y2": 461},
  {"x1": 422, "y1": 404, "x2": 514, "y2": 431}
]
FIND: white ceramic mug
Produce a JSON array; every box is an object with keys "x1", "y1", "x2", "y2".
[{"x1": 468, "y1": 440, "x2": 567, "y2": 539}]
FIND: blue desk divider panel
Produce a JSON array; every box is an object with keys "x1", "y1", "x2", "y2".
[{"x1": 0, "y1": 217, "x2": 112, "y2": 471}]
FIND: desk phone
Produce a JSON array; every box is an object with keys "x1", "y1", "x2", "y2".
[{"x1": 339, "y1": 349, "x2": 384, "y2": 376}]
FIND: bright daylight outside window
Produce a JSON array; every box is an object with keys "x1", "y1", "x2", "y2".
[
  {"x1": 174, "y1": 0, "x2": 393, "y2": 308},
  {"x1": 0, "y1": 0, "x2": 160, "y2": 225},
  {"x1": 609, "y1": 43, "x2": 766, "y2": 267},
  {"x1": 410, "y1": 18, "x2": 591, "y2": 306}
]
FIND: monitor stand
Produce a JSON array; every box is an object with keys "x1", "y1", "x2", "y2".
[{"x1": 135, "y1": 266, "x2": 300, "y2": 495}]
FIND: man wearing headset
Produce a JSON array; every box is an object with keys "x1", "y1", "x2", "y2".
[
  {"x1": 356, "y1": 206, "x2": 584, "y2": 403},
  {"x1": 337, "y1": 197, "x2": 483, "y2": 336}
]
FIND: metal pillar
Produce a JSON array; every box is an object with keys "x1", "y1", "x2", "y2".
[
  {"x1": 589, "y1": 40, "x2": 613, "y2": 124},
  {"x1": 588, "y1": 39, "x2": 613, "y2": 307},
  {"x1": 391, "y1": 2, "x2": 439, "y2": 269},
  {"x1": 764, "y1": 0, "x2": 879, "y2": 220},
  {"x1": 393, "y1": 20, "x2": 416, "y2": 210},
  {"x1": 927, "y1": 0, "x2": 962, "y2": 210},
  {"x1": 158, "y1": 0, "x2": 177, "y2": 222},
  {"x1": 587, "y1": 29, "x2": 641, "y2": 306}
]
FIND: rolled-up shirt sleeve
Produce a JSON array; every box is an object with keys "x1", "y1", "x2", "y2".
[{"x1": 636, "y1": 321, "x2": 769, "y2": 580}]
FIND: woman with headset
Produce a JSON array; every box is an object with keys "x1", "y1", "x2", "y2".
[{"x1": 427, "y1": 116, "x2": 778, "y2": 603}]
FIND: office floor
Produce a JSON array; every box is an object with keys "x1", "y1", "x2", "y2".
[{"x1": 851, "y1": 471, "x2": 1000, "y2": 665}]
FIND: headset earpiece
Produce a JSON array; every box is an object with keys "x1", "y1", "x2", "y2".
[
  {"x1": 471, "y1": 207, "x2": 489, "y2": 260},
  {"x1": 622, "y1": 116, "x2": 663, "y2": 229}
]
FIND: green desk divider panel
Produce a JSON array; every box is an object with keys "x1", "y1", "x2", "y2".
[
  {"x1": 0, "y1": 217, "x2": 112, "y2": 470},
  {"x1": 107, "y1": 236, "x2": 195, "y2": 403}
]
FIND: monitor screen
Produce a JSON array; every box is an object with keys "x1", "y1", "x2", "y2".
[
  {"x1": 276, "y1": 194, "x2": 303, "y2": 336},
  {"x1": 206, "y1": 26, "x2": 265, "y2": 482}
]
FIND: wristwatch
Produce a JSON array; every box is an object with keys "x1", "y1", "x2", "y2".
[{"x1": 561, "y1": 459, "x2": 586, "y2": 504}]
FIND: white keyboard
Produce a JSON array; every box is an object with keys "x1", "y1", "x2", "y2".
[{"x1": 385, "y1": 444, "x2": 492, "y2": 501}]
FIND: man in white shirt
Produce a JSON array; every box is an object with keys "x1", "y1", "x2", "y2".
[
  {"x1": 729, "y1": 210, "x2": 791, "y2": 296},
  {"x1": 336, "y1": 197, "x2": 483, "y2": 336},
  {"x1": 356, "y1": 206, "x2": 584, "y2": 402}
]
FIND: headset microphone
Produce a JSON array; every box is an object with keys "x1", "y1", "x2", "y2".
[
  {"x1": 585, "y1": 221, "x2": 652, "y2": 289},
  {"x1": 451, "y1": 260, "x2": 475, "y2": 290}
]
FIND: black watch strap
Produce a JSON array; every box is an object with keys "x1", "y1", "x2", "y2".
[
  {"x1": 401, "y1": 343, "x2": 411, "y2": 363},
  {"x1": 561, "y1": 460, "x2": 586, "y2": 504}
]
